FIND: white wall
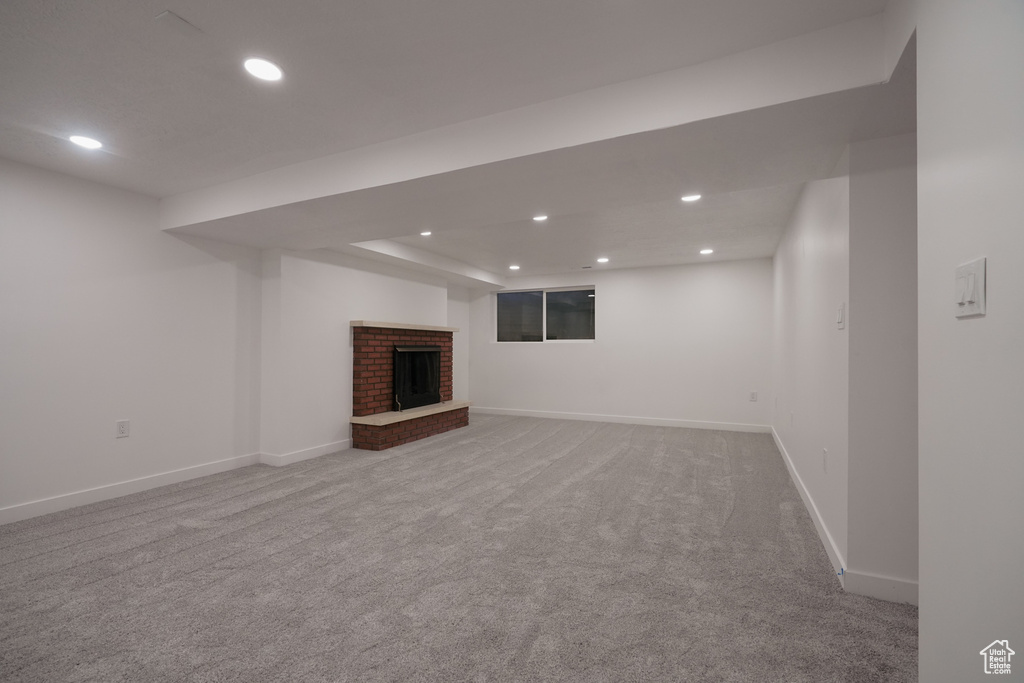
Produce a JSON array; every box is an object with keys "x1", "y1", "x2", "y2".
[
  {"x1": 0, "y1": 158, "x2": 467, "y2": 520},
  {"x1": 447, "y1": 286, "x2": 471, "y2": 402},
  {"x1": 469, "y1": 259, "x2": 773, "y2": 431},
  {"x1": 896, "y1": 0, "x2": 1024, "y2": 678},
  {"x1": 847, "y1": 133, "x2": 918, "y2": 602},
  {"x1": 258, "y1": 250, "x2": 451, "y2": 462},
  {"x1": 0, "y1": 159, "x2": 262, "y2": 523},
  {"x1": 772, "y1": 173, "x2": 851, "y2": 575}
]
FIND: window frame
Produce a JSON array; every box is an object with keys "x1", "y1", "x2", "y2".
[{"x1": 495, "y1": 285, "x2": 596, "y2": 343}]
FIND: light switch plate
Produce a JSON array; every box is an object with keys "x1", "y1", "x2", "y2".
[{"x1": 954, "y1": 257, "x2": 986, "y2": 318}]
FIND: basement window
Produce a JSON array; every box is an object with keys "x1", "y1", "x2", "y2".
[{"x1": 497, "y1": 288, "x2": 595, "y2": 342}]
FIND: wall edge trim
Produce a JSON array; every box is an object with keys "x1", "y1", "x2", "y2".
[
  {"x1": 772, "y1": 427, "x2": 848, "y2": 587},
  {"x1": 0, "y1": 452, "x2": 261, "y2": 526},
  {"x1": 471, "y1": 406, "x2": 771, "y2": 433},
  {"x1": 259, "y1": 440, "x2": 350, "y2": 467},
  {"x1": 844, "y1": 567, "x2": 919, "y2": 605}
]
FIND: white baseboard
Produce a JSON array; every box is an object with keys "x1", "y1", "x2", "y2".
[
  {"x1": 470, "y1": 406, "x2": 771, "y2": 434},
  {"x1": 844, "y1": 568, "x2": 919, "y2": 605},
  {"x1": 259, "y1": 439, "x2": 350, "y2": 467},
  {"x1": 771, "y1": 428, "x2": 919, "y2": 605},
  {"x1": 0, "y1": 452, "x2": 261, "y2": 526},
  {"x1": 0, "y1": 440, "x2": 355, "y2": 526},
  {"x1": 771, "y1": 427, "x2": 848, "y2": 587}
]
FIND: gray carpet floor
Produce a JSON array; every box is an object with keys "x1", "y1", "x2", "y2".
[{"x1": 0, "y1": 415, "x2": 917, "y2": 682}]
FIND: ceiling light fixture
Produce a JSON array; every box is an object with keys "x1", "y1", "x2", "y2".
[
  {"x1": 420, "y1": 231, "x2": 432, "y2": 236},
  {"x1": 69, "y1": 135, "x2": 102, "y2": 149},
  {"x1": 597, "y1": 257, "x2": 609, "y2": 263},
  {"x1": 700, "y1": 248, "x2": 714, "y2": 255},
  {"x1": 681, "y1": 194, "x2": 702, "y2": 202},
  {"x1": 533, "y1": 215, "x2": 548, "y2": 222},
  {"x1": 509, "y1": 265, "x2": 520, "y2": 270},
  {"x1": 244, "y1": 58, "x2": 283, "y2": 81}
]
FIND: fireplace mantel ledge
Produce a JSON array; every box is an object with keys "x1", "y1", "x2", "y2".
[
  {"x1": 350, "y1": 321, "x2": 459, "y2": 333},
  {"x1": 351, "y1": 400, "x2": 470, "y2": 426}
]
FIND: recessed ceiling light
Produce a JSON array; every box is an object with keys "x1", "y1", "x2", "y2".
[
  {"x1": 533, "y1": 215, "x2": 548, "y2": 222},
  {"x1": 700, "y1": 248, "x2": 714, "y2": 255},
  {"x1": 244, "y1": 58, "x2": 283, "y2": 81},
  {"x1": 597, "y1": 257, "x2": 609, "y2": 263},
  {"x1": 509, "y1": 265, "x2": 520, "y2": 270},
  {"x1": 420, "y1": 231, "x2": 432, "y2": 236},
  {"x1": 681, "y1": 194, "x2": 702, "y2": 202},
  {"x1": 69, "y1": 135, "x2": 102, "y2": 149}
]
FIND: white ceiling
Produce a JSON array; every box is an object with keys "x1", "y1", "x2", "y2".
[{"x1": 0, "y1": 0, "x2": 912, "y2": 284}]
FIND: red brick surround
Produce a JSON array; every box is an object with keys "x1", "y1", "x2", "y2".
[
  {"x1": 351, "y1": 323, "x2": 466, "y2": 450},
  {"x1": 352, "y1": 326, "x2": 453, "y2": 416}
]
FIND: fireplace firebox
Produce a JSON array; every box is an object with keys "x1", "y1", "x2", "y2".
[{"x1": 393, "y1": 346, "x2": 441, "y2": 411}]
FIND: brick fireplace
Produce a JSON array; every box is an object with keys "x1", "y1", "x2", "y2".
[{"x1": 349, "y1": 321, "x2": 469, "y2": 450}]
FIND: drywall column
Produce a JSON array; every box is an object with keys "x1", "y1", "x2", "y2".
[
  {"x1": 258, "y1": 250, "x2": 285, "y2": 459},
  {"x1": 771, "y1": 170, "x2": 851, "y2": 578},
  {"x1": 847, "y1": 133, "x2": 918, "y2": 604},
  {"x1": 906, "y1": 0, "x2": 1024, "y2": 678},
  {"x1": 447, "y1": 286, "x2": 472, "y2": 403}
]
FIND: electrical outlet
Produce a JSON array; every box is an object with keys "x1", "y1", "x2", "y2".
[
  {"x1": 116, "y1": 420, "x2": 130, "y2": 439},
  {"x1": 749, "y1": 391, "x2": 758, "y2": 402}
]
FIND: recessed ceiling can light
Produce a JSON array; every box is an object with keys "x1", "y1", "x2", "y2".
[
  {"x1": 244, "y1": 58, "x2": 283, "y2": 81},
  {"x1": 509, "y1": 265, "x2": 520, "y2": 270},
  {"x1": 700, "y1": 248, "x2": 714, "y2": 255},
  {"x1": 681, "y1": 194, "x2": 702, "y2": 202},
  {"x1": 597, "y1": 257, "x2": 609, "y2": 263},
  {"x1": 533, "y1": 215, "x2": 548, "y2": 222},
  {"x1": 69, "y1": 135, "x2": 102, "y2": 149},
  {"x1": 420, "y1": 231, "x2": 432, "y2": 236}
]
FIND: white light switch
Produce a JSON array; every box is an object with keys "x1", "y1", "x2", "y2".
[
  {"x1": 836, "y1": 303, "x2": 845, "y2": 330},
  {"x1": 954, "y1": 257, "x2": 986, "y2": 318}
]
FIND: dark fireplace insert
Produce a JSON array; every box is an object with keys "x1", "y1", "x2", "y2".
[{"x1": 393, "y1": 346, "x2": 442, "y2": 411}]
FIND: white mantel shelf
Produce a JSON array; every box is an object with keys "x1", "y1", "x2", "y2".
[
  {"x1": 351, "y1": 400, "x2": 471, "y2": 426},
  {"x1": 350, "y1": 321, "x2": 460, "y2": 333}
]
